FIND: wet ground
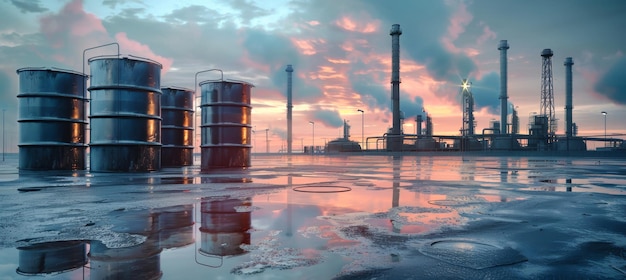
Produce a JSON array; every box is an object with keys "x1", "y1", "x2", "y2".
[{"x1": 0, "y1": 154, "x2": 625, "y2": 279}]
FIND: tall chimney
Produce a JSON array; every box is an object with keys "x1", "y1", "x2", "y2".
[
  {"x1": 498, "y1": 40, "x2": 509, "y2": 135},
  {"x1": 286, "y1": 65, "x2": 293, "y2": 154},
  {"x1": 416, "y1": 114, "x2": 422, "y2": 136},
  {"x1": 564, "y1": 57, "x2": 573, "y2": 138},
  {"x1": 389, "y1": 24, "x2": 402, "y2": 151}
]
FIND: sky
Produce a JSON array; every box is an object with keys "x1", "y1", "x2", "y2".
[{"x1": 1, "y1": 0, "x2": 625, "y2": 153}]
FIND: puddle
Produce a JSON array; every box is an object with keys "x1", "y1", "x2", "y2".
[{"x1": 0, "y1": 155, "x2": 625, "y2": 279}]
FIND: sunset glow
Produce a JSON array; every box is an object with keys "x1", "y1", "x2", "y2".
[{"x1": 0, "y1": 0, "x2": 623, "y2": 153}]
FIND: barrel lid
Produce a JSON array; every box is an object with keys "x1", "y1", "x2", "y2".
[
  {"x1": 16, "y1": 67, "x2": 87, "y2": 77},
  {"x1": 88, "y1": 54, "x2": 163, "y2": 68},
  {"x1": 199, "y1": 79, "x2": 255, "y2": 87}
]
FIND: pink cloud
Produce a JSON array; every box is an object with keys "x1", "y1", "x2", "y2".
[
  {"x1": 39, "y1": 0, "x2": 107, "y2": 49},
  {"x1": 36, "y1": 0, "x2": 173, "y2": 74},
  {"x1": 115, "y1": 32, "x2": 173, "y2": 73},
  {"x1": 476, "y1": 23, "x2": 497, "y2": 45},
  {"x1": 442, "y1": 1, "x2": 473, "y2": 53},
  {"x1": 335, "y1": 15, "x2": 380, "y2": 33},
  {"x1": 446, "y1": 1, "x2": 472, "y2": 41},
  {"x1": 291, "y1": 38, "x2": 319, "y2": 55}
]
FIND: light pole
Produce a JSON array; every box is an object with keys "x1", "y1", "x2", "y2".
[
  {"x1": 2, "y1": 109, "x2": 5, "y2": 162},
  {"x1": 309, "y1": 121, "x2": 315, "y2": 154},
  {"x1": 357, "y1": 109, "x2": 364, "y2": 150},
  {"x1": 252, "y1": 126, "x2": 256, "y2": 153},
  {"x1": 265, "y1": 128, "x2": 269, "y2": 153},
  {"x1": 602, "y1": 111, "x2": 607, "y2": 148}
]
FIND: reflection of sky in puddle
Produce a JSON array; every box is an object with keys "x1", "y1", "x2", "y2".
[{"x1": 0, "y1": 154, "x2": 625, "y2": 279}]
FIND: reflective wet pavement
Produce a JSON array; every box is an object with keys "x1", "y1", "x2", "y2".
[{"x1": 0, "y1": 154, "x2": 625, "y2": 279}]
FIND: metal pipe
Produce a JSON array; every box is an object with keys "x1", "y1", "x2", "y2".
[
  {"x1": 286, "y1": 65, "x2": 293, "y2": 154},
  {"x1": 389, "y1": 24, "x2": 402, "y2": 151},
  {"x1": 564, "y1": 57, "x2": 574, "y2": 138},
  {"x1": 498, "y1": 40, "x2": 509, "y2": 135}
]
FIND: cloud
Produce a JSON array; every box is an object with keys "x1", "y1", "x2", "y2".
[
  {"x1": 471, "y1": 71, "x2": 500, "y2": 114},
  {"x1": 10, "y1": 0, "x2": 47, "y2": 13},
  {"x1": 272, "y1": 127, "x2": 287, "y2": 141},
  {"x1": 311, "y1": 108, "x2": 343, "y2": 128},
  {"x1": 226, "y1": 0, "x2": 271, "y2": 25},
  {"x1": 593, "y1": 57, "x2": 626, "y2": 105},
  {"x1": 102, "y1": 0, "x2": 143, "y2": 9},
  {"x1": 115, "y1": 32, "x2": 173, "y2": 73},
  {"x1": 399, "y1": 93, "x2": 425, "y2": 119},
  {"x1": 349, "y1": 71, "x2": 388, "y2": 111},
  {"x1": 162, "y1": 5, "x2": 226, "y2": 25},
  {"x1": 0, "y1": 70, "x2": 17, "y2": 106},
  {"x1": 39, "y1": 0, "x2": 107, "y2": 51}
]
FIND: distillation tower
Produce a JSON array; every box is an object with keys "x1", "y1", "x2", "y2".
[
  {"x1": 498, "y1": 40, "x2": 509, "y2": 135},
  {"x1": 285, "y1": 65, "x2": 293, "y2": 154},
  {"x1": 461, "y1": 79, "x2": 475, "y2": 137},
  {"x1": 388, "y1": 24, "x2": 402, "y2": 152}
]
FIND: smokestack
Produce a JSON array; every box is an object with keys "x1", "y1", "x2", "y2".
[
  {"x1": 286, "y1": 65, "x2": 293, "y2": 154},
  {"x1": 498, "y1": 40, "x2": 509, "y2": 135},
  {"x1": 389, "y1": 24, "x2": 402, "y2": 151},
  {"x1": 416, "y1": 115, "x2": 422, "y2": 136},
  {"x1": 564, "y1": 57, "x2": 573, "y2": 138}
]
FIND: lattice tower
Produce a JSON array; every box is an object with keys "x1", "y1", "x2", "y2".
[{"x1": 540, "y1": 49, "x2": 556, "y2": 140}]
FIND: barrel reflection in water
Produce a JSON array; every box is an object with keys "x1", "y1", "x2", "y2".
[
  {"x1": 89, "y1": 209, "x2": 162, "y2": 279},
  {"x1": 199, "y1": 196, "x2": 252, "y2": 258},
  {"x1": 16, "y1": 68, "x2": 87, "y2": 170},
  {"x1": 88, "y1": 57, "x2": 162, "y2": 172},
  {"x1": 200, "y1": 81, "x2": 252, "y2": 170},
  {"x1": 17, "y1": 241, "x2": 87, "y2": 275},
  {"x1": 161, "y1": 87, "x2": 194, "y2": 167},
  {"x1": 157, "y1": 204, "x2": 195, "y2": 249}
]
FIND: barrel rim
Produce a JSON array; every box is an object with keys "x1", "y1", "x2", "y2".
[
  {"x1": 89, "y1": 141, "x2": 163, "y2": 146},
  {"x1": 161, "y1": 125, "x2": 194, "y2": 130},
  {"x1": 16, "y1": 67, "x2": 87, "y2": 77},
  {"x1": 200, "y1": 103, "x2": 252, "y2": 108},
  {"x1": 19, "y1": 143, "x2": 88, "y2": 147},
  {"x1": 87, "y1": 55, "x2": 163, "y2": 69},
  {"x1": 17, "y1": 92, "x2": 87, "y2": 99},
  {"x1": 161, "y1": 86, "x2": 194, "y2": 93},
  {"x1": 18, "y1": 117, "x2": 88, "y2": 124},
  {"x1": 198, "y1": 79, "x2": 255, "y2": 87},
  {"x1": 88, "y1": 84, "x2": 163, "y2": 93},
  {"x1": 201, "y1": 144, "x2": 252, "y2": 148},
  {"x1": 161, "y1": 106, "x2": 194, "y2": 112},
  {"x1": 162, "y1": 144, "x2": 194, "y2": 148}
]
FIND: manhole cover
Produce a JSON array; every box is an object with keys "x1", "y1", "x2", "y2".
[
  {"x1": 419, "y1": 239, "x2": 527, "y2": 269},
  {"x1": 292, "y1": 186, "x2": 352, "y2": 193}
]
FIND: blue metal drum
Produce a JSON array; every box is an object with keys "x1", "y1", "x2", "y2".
[
  {"x1": 17, "y1": 67, "x2": 87, "y2": 170},
  {"x1": 88, "y1": 57, "x2": 162, "y2": 172},
  {"x1": 160, "y1": 87, "x2": 194, "y2": 167},
  {"x1": 199, "y1": 81, "x2": 252, "y2": 169}
]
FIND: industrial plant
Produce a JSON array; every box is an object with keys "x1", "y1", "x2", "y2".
[
  {"x1": 358, "y1": 25, "x2": 624, "y2": 154},
  {"x1": 14, "y1": 24, "x2": 625, "y2": 172}
]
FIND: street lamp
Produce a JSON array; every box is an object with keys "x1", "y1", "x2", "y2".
[
  {"x1": 309, "y1": 121, "x2": 315, "y2": 154},
  {"x1": 265, "y1": 128, "x2": 269, "y2": 153},
  {"x1": 2, "y1": 109, "x2": 5, "y2": 162},
  {"x1": 357, "y1": 109, "x2": 364, "y2": 150},
  {"x1": 602, "y1": 111, "x2": 607, "y2": 148}
]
